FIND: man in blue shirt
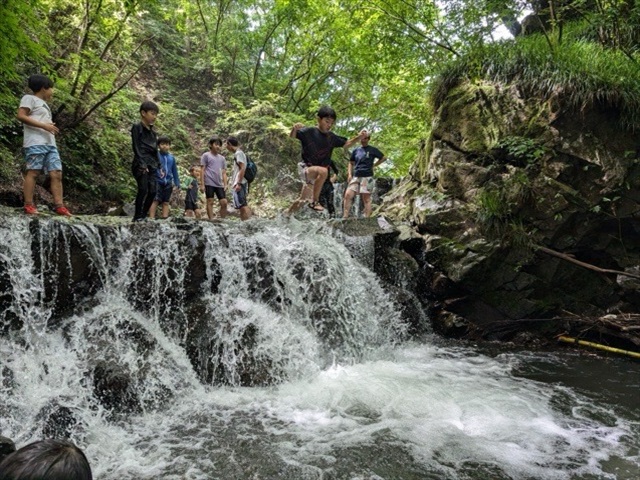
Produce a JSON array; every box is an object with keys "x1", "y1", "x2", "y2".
[{"x1": 343, "y1": 131, "x2": 387, "y2": 218}]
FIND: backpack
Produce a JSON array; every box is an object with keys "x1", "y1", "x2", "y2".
[{"x1": 244, "y1": 154, "x2": 257, "y2": 184}]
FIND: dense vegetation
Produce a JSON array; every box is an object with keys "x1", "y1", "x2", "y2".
[{"x1": 0, "y1": 0, "x2": 638, "y2": 213}]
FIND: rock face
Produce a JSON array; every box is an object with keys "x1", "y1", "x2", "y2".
[{"x1": 382, "y1": 79, "x2": 640, "y2": 343}]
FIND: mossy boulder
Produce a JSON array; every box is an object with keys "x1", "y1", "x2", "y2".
[{"x1": 383, "y1": 77, "x2": 640, "y2": 339}]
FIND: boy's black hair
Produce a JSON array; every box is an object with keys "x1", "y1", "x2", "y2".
[
  {"x1": 208, "y1": 136, "x2": 222, "y2": 147},
  {"x1": 157, "y1": 135, "x2": 171, "y2": 146},
  {"x1": 28, "y1": 74, "x2": 54, "y2": 93},
  {"x1": 0, "y1": 439, "x2": 93, "y2": 480},
  {"x1": 317, "y1": 105, "x2": 337, "y2": 120},
  {"x1": 226, "y1": 136, "x2": 239, "y2": 147},
  {"x1": 139, "y1": 101, "x2": 159, "y2": 113}
]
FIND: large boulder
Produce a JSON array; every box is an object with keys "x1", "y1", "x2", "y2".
[{"x1": 383, "y1": 78, "x2": 640, "y2": 341}]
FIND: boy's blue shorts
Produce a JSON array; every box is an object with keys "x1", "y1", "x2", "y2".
[
  {"x1": 155, "y1": 183, "x2": 173, "y2": 203},
  {"x1": 232, "y1": 183, "x2": 248, "y2": 209},
  {"x1": 24, "y1": 145, "x2": 62, "y2": 173}
]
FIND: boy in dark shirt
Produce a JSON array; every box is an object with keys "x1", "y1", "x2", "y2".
[
  {"x1": 131, "y1": 101, "x2": 159, "y2": 222},
  {"x1": 343, "y1": 131, "x2": 387, "y2": 218},
  {"x1": 288, "y1": 106, "x2": 364, "y2": 214}
]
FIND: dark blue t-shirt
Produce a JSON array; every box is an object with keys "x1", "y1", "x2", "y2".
[
  {"x1": 296, "y1": 127, "x2": 347, "y2": 167},
  {"x1": 350, "y1": 145, "x2": 385, "y2": 177}
]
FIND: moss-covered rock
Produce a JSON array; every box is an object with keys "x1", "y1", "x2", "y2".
[{"x1": 383, "y1": 76, "x2": 640, "y2": 341}]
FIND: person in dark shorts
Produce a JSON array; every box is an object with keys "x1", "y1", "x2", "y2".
[
  {"x1": 318, "y1": 160, "x2": 339, "y2": 217},
  {"x1": 287, "y1": 105, "x2": 364, "y2": 214},
  {"x1": 149, "y1": 135, "x2": 180, "y2": 219},
  {"x1": 200, "y1": 136, "x2": 228, "y2": 219},
  {"x1": 183, "y1": 165, "x2": 202, "y2": 218}
]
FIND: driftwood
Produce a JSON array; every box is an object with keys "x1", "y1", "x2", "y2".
[
  {"x1": 558, "y1": 335, "x2": 640, "y2": 359},
  {"x1": 535, "y1": 245, "x2": 640, "y2": 280},
  {"x1": 479, "y1": 313, "x2": 640, "y2": 352}
]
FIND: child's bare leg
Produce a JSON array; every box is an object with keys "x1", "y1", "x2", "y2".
[
  {"x1": 219, "y1": 198, "x2": 228, "y2": 218},
  {"x1": 239, "y1": 206, "x2": 251, "y2": 221},
  {"x1": 206, "y1": 198, "x2": 215, "y2": 219},
  {"x1": 23, "y1": 170, "x2": 40, "y2": 205},
  {"x1": 362, "y1": 193, "x2": 373, "y2": 217},
  {"x1": 48, "y1": 170, "x2": 64, "y2": 206},
  {"x1": 162, "y1": 202, "x2": 170, "y2": 218},
  {"x1": 307, "y1": 167, "x2": 327, "y2": 203},
  {"x1": 287, "y1": 184, "x2": 313, "y2": 214},
  {"x1": 185, "y1": 209, "x2": 194, "y2": 218},
  {"x1": 343, "y1": 189, "x2": 356, "y2": 219},
  {"x1": 149, "y1": 200, "x2": 159, "y2": 218}
]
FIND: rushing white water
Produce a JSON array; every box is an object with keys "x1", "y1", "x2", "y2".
[{"x1": 0, "y1": 215, "x2": 637, "y2": 479}]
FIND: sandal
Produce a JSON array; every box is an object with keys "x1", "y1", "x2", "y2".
[{"x1": 308, "y1": 201, "x2": 325, "y2": 212}]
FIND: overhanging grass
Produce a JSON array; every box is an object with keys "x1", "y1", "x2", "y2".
[{"x1": 431, "y1": 31, "x2": 640, "y2": 129}]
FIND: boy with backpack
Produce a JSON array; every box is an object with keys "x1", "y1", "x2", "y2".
[
  {"x1": 225, "y1": 136, "x2": 251, "y2": 221},
  {"x1": 17, "y1": 74, "x2": 72, "y2": 216},
  {"x1": 149, "y1": 135, "x2": 180, "y2": 219}
]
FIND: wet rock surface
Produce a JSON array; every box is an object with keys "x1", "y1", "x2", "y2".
[{"x1": 381, "y1": 79, "x2": 640, "y2": 353}]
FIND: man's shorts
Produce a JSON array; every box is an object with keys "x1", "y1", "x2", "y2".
[
  {"x1": 155, "y1": 183, "x2": 173, "y2": 203},
  {"x1": 347, "y1": 176, "x2": 374, "y2": 194},
  {"x1": 24, "y1": 145, "x2": 62, "y2": 173},
  {"x1": 297, "y1": 162, "x2": 315, "y2": 185},
  {"x1": 205, "y1": 185, "x2": 226, "y2": 200},
  {"x1": 232, "y1": 183, "x2": 248, "y2": 209}
]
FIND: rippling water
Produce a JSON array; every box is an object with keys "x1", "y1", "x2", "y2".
[{"x1": 0, "y1": 216, "x2": 637, "y2": 479}]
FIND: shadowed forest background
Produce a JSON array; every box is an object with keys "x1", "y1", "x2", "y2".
[{"x1": 0, "y1": 0, "x2": 638, "y2": 215}]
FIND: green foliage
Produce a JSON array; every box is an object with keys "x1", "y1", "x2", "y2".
[
  {"x1": 497, "y1": 136, "x2": 547, "y2": 167},
  {"x1": 2, "y1": 0, "x2": 636, "y2": 213},
  {"x1": 475, "y1": 170, "x2": 534, "y2": 245},
  {"x1": 476, "y1": 186, "x2": 510, "y2": 225},
  {"x1": 432, "y1": 26, "x2": 640, "y2": 129}
]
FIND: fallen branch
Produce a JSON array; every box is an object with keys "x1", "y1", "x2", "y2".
[
  {"x1": 535, "y1": 245, "x2": 640, "y2": 280},
  {"x1": 558, "y1": 335, "x2": 640, "y2": 359}
]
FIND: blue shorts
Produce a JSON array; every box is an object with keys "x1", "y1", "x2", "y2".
[
  {"x1": 155, "y1": 183, "x2": 173, "y2": 203},
  {"x1": 24, "y1": 145, "x2": 62, "y2": 173},
  {"x1": 232, "y1": 183, "x2": 248, "y2": 209}
]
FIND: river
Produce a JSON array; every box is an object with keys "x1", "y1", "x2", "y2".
[{"x1": 0, "y1": 215, "x2": 637, "y2": 479}]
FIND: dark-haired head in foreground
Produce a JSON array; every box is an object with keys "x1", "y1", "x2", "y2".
[{"x1": 0, "y1": 439, "x2": 92, "y2": 480}]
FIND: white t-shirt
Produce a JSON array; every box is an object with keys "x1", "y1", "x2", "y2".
[
  {"x1": 232, "y1": 150, "x2": 247, "y2": 186},
  {"x1": 19, "y1": 94, "x2": 56, "y2": 148}
]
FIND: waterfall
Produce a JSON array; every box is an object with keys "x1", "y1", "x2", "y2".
[{"x1": 0, "y1": 215, "x2": 637, "y2": 479}]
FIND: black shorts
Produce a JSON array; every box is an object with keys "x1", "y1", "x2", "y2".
[
  {"x1": 205, "y1": 185, "x2": 226, "y2": 200},
  {"x1": 154, "y1": 183, "x2": 173, "y2": 203},
  {"x1": 185, "y1": 199, "x2": 197, "y2": 211}
]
